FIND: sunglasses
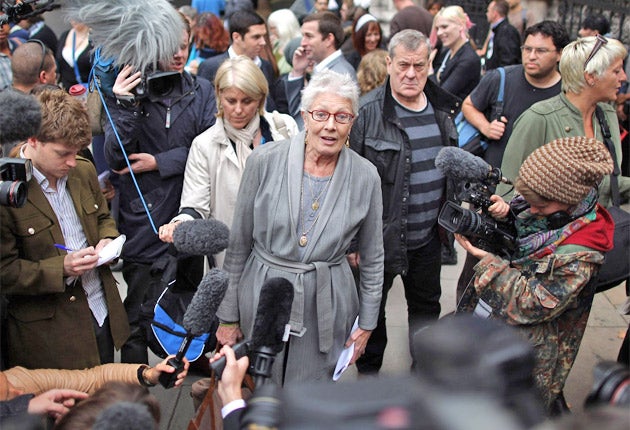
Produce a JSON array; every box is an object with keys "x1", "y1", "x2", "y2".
[
  {"x1": 25, "y1": 39, "x2": 48, "y2": 73},
  {"x1": 583, "y1": 34, "x2": 608, "y2": 70}
]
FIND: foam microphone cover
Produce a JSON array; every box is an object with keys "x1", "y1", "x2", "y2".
[
  {"x1": 251, "y1": 278, "x2": 294, "y2": 354},
  {"x1": 0, "y1": 91, "x2": 41, "y2": 145},
  {"x1": 92, "y1": 401, "x2": 154, "y2": 430},
  {"x1": 182, "y1": 268, "x2": 229, "y2": 336},
  {"x1": 172, "y1": 219, "x2": 230, "y2": 257},
  {"x1": 68, "y1": 0, "x2": 185, "y2": 73},
  {"x1": 435, "y1": 146, "x2": 490, "y2": 182}
]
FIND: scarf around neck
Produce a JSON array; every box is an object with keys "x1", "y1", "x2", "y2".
[{"x1": 222, "y1": 113, "x2": 261, "y2": 150}]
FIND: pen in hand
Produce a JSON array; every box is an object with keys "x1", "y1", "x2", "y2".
[{"x1": 54, "y1": 244, "x2": 75, "y2": 252}]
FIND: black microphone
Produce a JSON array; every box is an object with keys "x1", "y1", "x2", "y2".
[
  {"x1": 92, "y1": 401, "x2": 155, "y2": 430},
  {"x1": 172, "y1": 219, "x2": 230, "y2": 258},
  {"x1": 435, "y1": 147, "x2": 512, "y2": 185},
  {"x1": 211, "y1": 278, "x2": 294, "y2": 386},
  {"x1": 159, "y1": 268, "x2": 229, "y2": 388},
  {"x1": 0, "y1": 91, "x2": 41, "y2": 149}
]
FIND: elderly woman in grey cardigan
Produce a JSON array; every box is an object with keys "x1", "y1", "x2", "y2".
[{"x1": 215, "y1": 69, "x2": 384, "y2": 384}]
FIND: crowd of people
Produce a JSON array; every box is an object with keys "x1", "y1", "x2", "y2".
[{"x1": 0, "y1": 0, "x2": 628, "y2": 427}]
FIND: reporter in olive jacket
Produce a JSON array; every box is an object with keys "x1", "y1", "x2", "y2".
[{"x1": 0, "y1": 90, "x2": 129, "y2": 370}]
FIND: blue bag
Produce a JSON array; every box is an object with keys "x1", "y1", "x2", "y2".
[{"x1": 455, "y1": 67, "x2": 506, "y2": 156}]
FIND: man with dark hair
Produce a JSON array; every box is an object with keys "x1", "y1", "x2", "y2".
[
  {"x1": 456, "y1": 20, "x2": 569, "y2": 302},
  {"x1": 10, "y1": 40, "x2": 57, "y2": 93},
  {"x1": 578, "y1": 14, "x2": 611, "y2": 37},
  {"x1": 482, "y1": 0, "x2": 521, "y2": 71},
  {"x1": 389, "y1": 0, "x2": 434, "y2": 40},
  {"x1": 350, "y1": 29, "x2": 459, "y2": 374},
  {"x1": 197, "y1": 9, "x2": 275, "y2": 104},
  {"x1": 284, "y1": 11, "x2": 356, "y2": 127}
]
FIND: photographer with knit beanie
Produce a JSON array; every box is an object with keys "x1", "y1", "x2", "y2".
[{"x1": 455, "y1": 136, "x2": 615, "y2": 416}]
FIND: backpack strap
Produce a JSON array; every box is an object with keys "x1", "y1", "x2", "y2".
[{"x1": 494, "y1": 67, "x2": 506, "y2": 118}]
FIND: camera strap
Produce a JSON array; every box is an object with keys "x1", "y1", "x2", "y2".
[{"x1": 91, "y1": 65, "x2": 159, "y2": 235}]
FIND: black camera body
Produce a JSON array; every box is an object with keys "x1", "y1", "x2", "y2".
[
  {"x1": 0, "y1": 158, "x2": 33, "y2": 208},
  {"x1": 133, "y1": 70, "x2": 183, "y2": 101},
  {"x1": 0, "y1": 0, "x2": 59, "y2": 26},
  {"x1": 439, "y1": 179, "x2": 518, "y2": 258}
]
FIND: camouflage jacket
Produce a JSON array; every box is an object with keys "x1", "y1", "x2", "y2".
[{"x1": 458, "y1": 247, "x2": 604, "y2": 409}]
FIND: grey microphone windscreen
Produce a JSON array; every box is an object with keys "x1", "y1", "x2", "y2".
[
  {"x1": 182, "y1": 268, "x2": 229, "y2": 336},
  {"x1": 172, "y1": 219, "x2": 230, "y2": 257},
  {"x1": 435, "y1": 147, "x2": 490, "y2": 182},
  {"x1": 0, "y1": 91, "x2": 41, "y2": 145},
  {"x1": 67, "y1": 0, "x2": 185, "y2": 73}
]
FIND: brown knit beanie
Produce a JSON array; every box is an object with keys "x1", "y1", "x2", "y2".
[{"x1": 518, "y1": 136, "x2": 613, "y2": 205}]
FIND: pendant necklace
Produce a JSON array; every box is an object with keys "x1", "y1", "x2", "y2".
[
  {"x1": 299, "y1": 171, "x2": 333, "y2": 247},
  {"x1": 308, "y1": 169, "x2": 333, "y2": 211}
]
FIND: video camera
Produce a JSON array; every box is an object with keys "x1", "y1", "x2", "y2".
[
  {"x1": 438, "y1": 176, "x2": 519, "y2": 259},
  {"x1": 0, "y1": 158, "x2": 32, "y2": 208},
  {"x1": 0, "y1": 0, "x2": 59, "y2": 26}
]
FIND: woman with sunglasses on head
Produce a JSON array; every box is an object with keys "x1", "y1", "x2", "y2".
[
  {"x1": 214, "y1": 69, "x2": 384, "y2": 385},
  {"x1": 497, "y1": 35, "x2": 630, "y2": 206}
]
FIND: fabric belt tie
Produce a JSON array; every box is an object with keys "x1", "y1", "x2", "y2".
[{"x1": 252, "y1": 244, "x2": 343, "y2": 353}]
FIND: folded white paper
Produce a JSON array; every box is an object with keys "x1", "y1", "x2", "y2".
[
  {"x1": 97, "y1": 234, "x2": 126, "y2": 266},
  {"x1": 333, "y1": 316, "x2": 359, "y2": 381}
]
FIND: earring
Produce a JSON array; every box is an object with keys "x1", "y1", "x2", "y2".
[{"x1": 345, "y1": 136, "x2": 350, "y2": 148}]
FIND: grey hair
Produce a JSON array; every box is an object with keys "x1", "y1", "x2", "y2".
[
  {"x1": 67, "y1": 0, "x2": 185, "y2": 73},
  {"x1": 560, "y1": 36, "x2": 627, "y2": 94},
  {"x1": 300, "y1": 69, "x2": 360, "y2": 115},
  {"x1": 388, "y1": 29, "x2": 431, "y2": 59}
]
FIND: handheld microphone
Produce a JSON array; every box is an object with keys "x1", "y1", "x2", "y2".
[
  {"x1": 92, "y1": 401, "x2": 155, "y2": 430},
  {"x1": 435, "y1": 147, "x2": 512, "y2": 185},
  {"x1": 172, "y1": 219, "x2": 230, "y2": 258},
  {"x1": 159, "y1": 268, "x2": 229, "y2": 388},
  {"x1": 0, "y1": 91, "x2": 41, "y2": 148},
  {"x1": 211, "y1": 278, "x2": 294, "y2": 385}
]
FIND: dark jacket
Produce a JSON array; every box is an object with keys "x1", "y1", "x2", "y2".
[
  {"x1": 432, "y1": 41, "x2": 481, "y2": 100},
  {"x1": 485, "y1": 19, "x2": 522, "y2": 70},
  {"x1": 349, "y1": 78, "x2": 460, "y2": 275},
  {"x1": 104, "y1": 73, "x2": 216, "y2": 263},
  {"x1": 0, "y1": 157, "x2": 129, "y2": 370}
]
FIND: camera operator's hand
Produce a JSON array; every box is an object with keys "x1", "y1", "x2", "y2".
[
  {"x1": 63, "y1": 246, "x2": 99, "y2": 277},
  {"x1": 158, "y1": 220, "x2": 182, "y2": 243},
  {"x1": 487, "y1": 194, "x2": 510, "y2": 219},
  {"x1": 27, "y1": 389, "x2": 89, "y2": 422},
  {"x1": 454, "y1": 234, "x2": 489, "y2": 260},
  {"x1": 209, "y1": 345, "x2": 249, "y2": 405},
  {"x1": 113, "y1": 64, "x2": 142, "y2": 97},
  {"x1": 144, "y1": 355, "x2": 190, "y2": 387},
  {"x1": 346, "y1": 328, "x2": 371, "y2": 365},
  {"x1": 216, "y1": 323, "x2": 244, "y2": 347},
  {"x1": 113, "y1": 152, "x2": 158, "y2": 175}
]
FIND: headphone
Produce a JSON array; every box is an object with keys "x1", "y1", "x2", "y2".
[{"x1": 546, "y1": 197, "x2": 598, "y2": 230}]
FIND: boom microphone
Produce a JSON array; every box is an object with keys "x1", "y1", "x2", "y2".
[
  {"x1": 211, "y1": 278, "x2": 294, "y2": 385},
  {"x1": 159, "y1": 268, "x2": 229, "y2": 388},
  {"x1": 68, "y1": 0, "x2": 185, "y2": 74},
  {"x1": 0, "y1": 91, "x2": 41, "y2": 148},
  {"x1": 172, "y1": 219, "x2": 230, "y2": 258},
  {"x1": 435, "y1": 147, "x2": 512, "y2": 185}
]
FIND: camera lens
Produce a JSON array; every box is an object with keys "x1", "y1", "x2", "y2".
[{"x1": 0, "y1": 180, "x2": 28, "y2": 208}]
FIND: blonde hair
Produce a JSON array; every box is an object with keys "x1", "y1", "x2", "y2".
[
  {"x1": 560, "y1": 36, "x2": 627, "y2": 94},
  {"x1": 357, "y1": 49, "x2": 388, "y2": 95},
  {"x1": 433, "y1": 5, "x2": 471, "y2": 39},
  {"x1": 214, "y1": 56, "x2": 269, "y2": 116},
  {"x1": 267, "y1": 9, "x2": 301, "y2": 52},
  {"x1": 36, "y1": 89, "x2": 91, "y2": 150}
]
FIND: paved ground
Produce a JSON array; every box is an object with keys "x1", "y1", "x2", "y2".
[{"x1": 113, "y1": 239, "x2": 628, "y2": 430}]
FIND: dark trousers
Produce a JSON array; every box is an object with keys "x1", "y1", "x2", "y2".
[
  {"x1": 93, "y1": 315, "x2": 114, "y2": 364},
  {"x1": 120, "y1": 261, "x2": 163, "y2": 364},
  {"x1": 357, "y1": 233, "x2": 442, "y2": 374}
]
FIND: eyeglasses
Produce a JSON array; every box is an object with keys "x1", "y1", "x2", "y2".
[
  {"x1": 307, "y1": 110, "x2": 354, "y2": 124},
  {"x1": 520, "y1": 45, "x2": 553, "y2": 56},
  {"x1": 26, "y1": 39, "x2": 47, "y2": 73},
  {"x1": 584, "y1": 34, "x2": 608, "y2": 70}
]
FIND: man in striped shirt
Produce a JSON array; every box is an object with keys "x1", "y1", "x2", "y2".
[
  {"x1": 350, "y1": 29, "x2": 460, "y2": 374},
  {"x1": 0, "y1": 90, "x2": 129, "y2": 370}
]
